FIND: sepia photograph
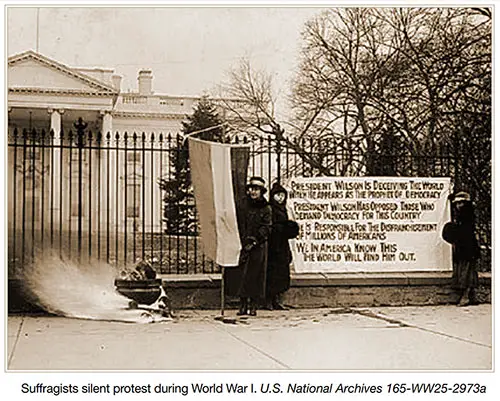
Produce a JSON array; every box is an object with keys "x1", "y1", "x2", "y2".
[{"x1": 3, "y1": 1, "x2": 493, "y2": 397}]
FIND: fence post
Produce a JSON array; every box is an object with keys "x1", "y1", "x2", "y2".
[
  {"x1": 74, "y1": 117, "x2": 87, "y2": 262},
  {"x1": 11, "y1": 128, "x2": 18, "y2": 273},
  {"x1": 274, "y1": 125, "x2": 284, "y2": 183}
]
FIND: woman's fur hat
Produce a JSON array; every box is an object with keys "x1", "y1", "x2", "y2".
[
  {"x1": 452, "y1": 191, "x2": 471, "y2": 203},
  {"x1": 246, "y1": 176, "x2": 267, "y2": 194}
]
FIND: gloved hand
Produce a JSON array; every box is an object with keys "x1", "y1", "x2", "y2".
[{"x1": 243, "y1": 237, "x2": 257, "y2": 252}]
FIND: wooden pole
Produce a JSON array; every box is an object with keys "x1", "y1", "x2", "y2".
[
  {"x1": 220, "y1": 266, "x2": 225, "y2": 316},
  {"x1": 220, "y1": 123, "x2": 226, "y2": 318},
  {"x1": 214, "y1": 266, "x2": 229, "y2": 321}
]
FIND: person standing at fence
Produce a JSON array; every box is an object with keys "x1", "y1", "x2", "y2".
[
  {"x1": 265, "y1": 183, "x2": 299, "y2": 310},
  {"x1": 237, "y1": 177, "x2": 272, "y2": 316},
  {"x1": 442, "y1": 191, "x2": 481, "y2": 306}
]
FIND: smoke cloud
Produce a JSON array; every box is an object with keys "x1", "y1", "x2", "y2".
[{"x1": 21, "y1": 251, "x2": 169, "y2": 323}]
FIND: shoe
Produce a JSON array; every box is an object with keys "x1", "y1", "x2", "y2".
[
  {"x1": 248, "y1": 299, "x2": 257, "y2": 316},
  {"x1": 237, "y1": 306, "x2": 248, "y2": 316},
  {"x1": 237, "y1": 298, "x2": 248, "y2": 315},
  {"x1": 272, "y1": 302, "x2": 288, "y2": 311},
  {"x1": 457, "y1": 288, "x2": 472, "y2": 307},
  {"x1": 468, "y1": 289, "x2": 480, "y2": 305}
]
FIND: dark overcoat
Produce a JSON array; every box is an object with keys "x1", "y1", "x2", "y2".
[
  {"x1": 266, "y1": 184, "x2": 296, "y2": 298},
  {"x1": 237, "y1": 196, "x2": 272, "y2": 300},
  {"x1": 442, "y1": 202, "x2": 480, "y2": 289}
]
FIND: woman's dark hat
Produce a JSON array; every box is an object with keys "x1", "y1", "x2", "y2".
[
  {"x1": 246, "y1": 176, "x2": 267, "y2": 193},
  {"x1": 270, "y1": 182, "x2": 287, "y2": 195}
]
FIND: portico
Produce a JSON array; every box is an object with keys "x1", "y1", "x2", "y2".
[{"x1": 8, "y1": 51, "x2": 118, "y2": 136}]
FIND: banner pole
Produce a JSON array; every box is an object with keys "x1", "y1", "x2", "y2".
[
  {"x1": 220, "y1": 265, "x2": 225, "y2": 317},
  {"x1": 219, "y1": 124, "x2": 226, "y2": 318},
  {"x1": 215, "y1": 265, "x2": 232, "y2": 322}
]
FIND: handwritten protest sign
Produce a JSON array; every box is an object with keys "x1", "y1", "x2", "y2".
[{"x1": 287, "y1": 177, "x2": 452, "y2": 273}]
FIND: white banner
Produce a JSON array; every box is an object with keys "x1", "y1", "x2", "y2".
[{"x1": 287, "y1": 177, "x2": 452, "y2": 273}]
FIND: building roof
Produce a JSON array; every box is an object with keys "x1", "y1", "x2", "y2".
[{"x1": 8, "y1": 50, "x2": 118, "y2": 95}]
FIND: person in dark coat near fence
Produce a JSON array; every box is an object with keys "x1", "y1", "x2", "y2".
[
  {"x1": 442, "y1": 191, "x2": 481, "y2": 306},
  {"x1": 265, "y1": 183, "x2": 299, "y2": 310},
  {"x1": 237, "y1": 176, "x2": 272, "y2": 316}
]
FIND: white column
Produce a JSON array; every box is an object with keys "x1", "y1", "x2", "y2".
[
  {"x1": 50, "y1": 109, "x2": 61, "y2": 138},
  {"x1": 102, "y1": 111, "x2": 112, "y2": 136}
]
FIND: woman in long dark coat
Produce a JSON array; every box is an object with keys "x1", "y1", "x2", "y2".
[
  {"x1": 237, "y1": 177, "x2": 272, "y2": 316},
  {"x1": 442, "y1": 191, "x2": 481, "y2": 306},
  {"x1": 265, "y1": 183, "x2": 298, "y2": 310}
]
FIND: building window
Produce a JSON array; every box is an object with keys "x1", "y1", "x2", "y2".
[
  {"x1": 126, "y1": 151, "x2": 142, "y2": 163},
  {"x1": 70, "y1": 181, "x2": 86, "y2": 217},
  {"x1": 70, "y1": 148, "x2": 88, "y2": 162},
  {"x1": 26, "y1": 147, "x2": 42, "y2": 161},
  {"x1": 126, "y1": 183, "x2": 141, "y2": 218},
  {"x1": 23, "y1": 177, "x2": 41, "y2": 222},
  {"x1": 24, "y1": 196, "x2": 40, "y2": 222}
]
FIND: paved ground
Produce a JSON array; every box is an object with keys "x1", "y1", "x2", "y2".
[{"x1": 7, "y1": 304, "x2": 492, "y2": 371}]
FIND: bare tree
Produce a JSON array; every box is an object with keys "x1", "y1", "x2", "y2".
[
  {"x1": 217, "y1": 58, "x2": 281, "y2": 151},
  {"x1": 293, "y1": 9, "x2": 400, "y2": 173},
  {"x1": 291, "y1": 7, "x2": 490, "y2": 173},
  {"x1": 218, "y1": 58, "x2": 333, "y2": 175},
  {"x1": 217, "y1": 7, "x2": 490, "y2": 182},
  {"x1": 377, "y1": 8, "x2": 491, "y2": 150}
]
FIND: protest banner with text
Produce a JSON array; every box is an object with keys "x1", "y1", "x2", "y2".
[{"x1": 287, "y1": 177, "x2": 452, "y2": 273}]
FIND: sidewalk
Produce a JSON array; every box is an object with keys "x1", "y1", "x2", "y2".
[{"x1": 7, "y1": 304, "x2": 492, "y2": 371}]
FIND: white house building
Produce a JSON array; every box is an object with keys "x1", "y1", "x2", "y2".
[
  {"x1": 8, "y1": 50, "x2": 202, "y2": 138},
  {"x1": 7, "y1": 50, "x2": 206, "y2": 255}
]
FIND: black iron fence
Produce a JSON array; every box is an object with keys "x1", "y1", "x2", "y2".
[{"x1": 8, "y1": 126, "x2": 491, "y2": 276}]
